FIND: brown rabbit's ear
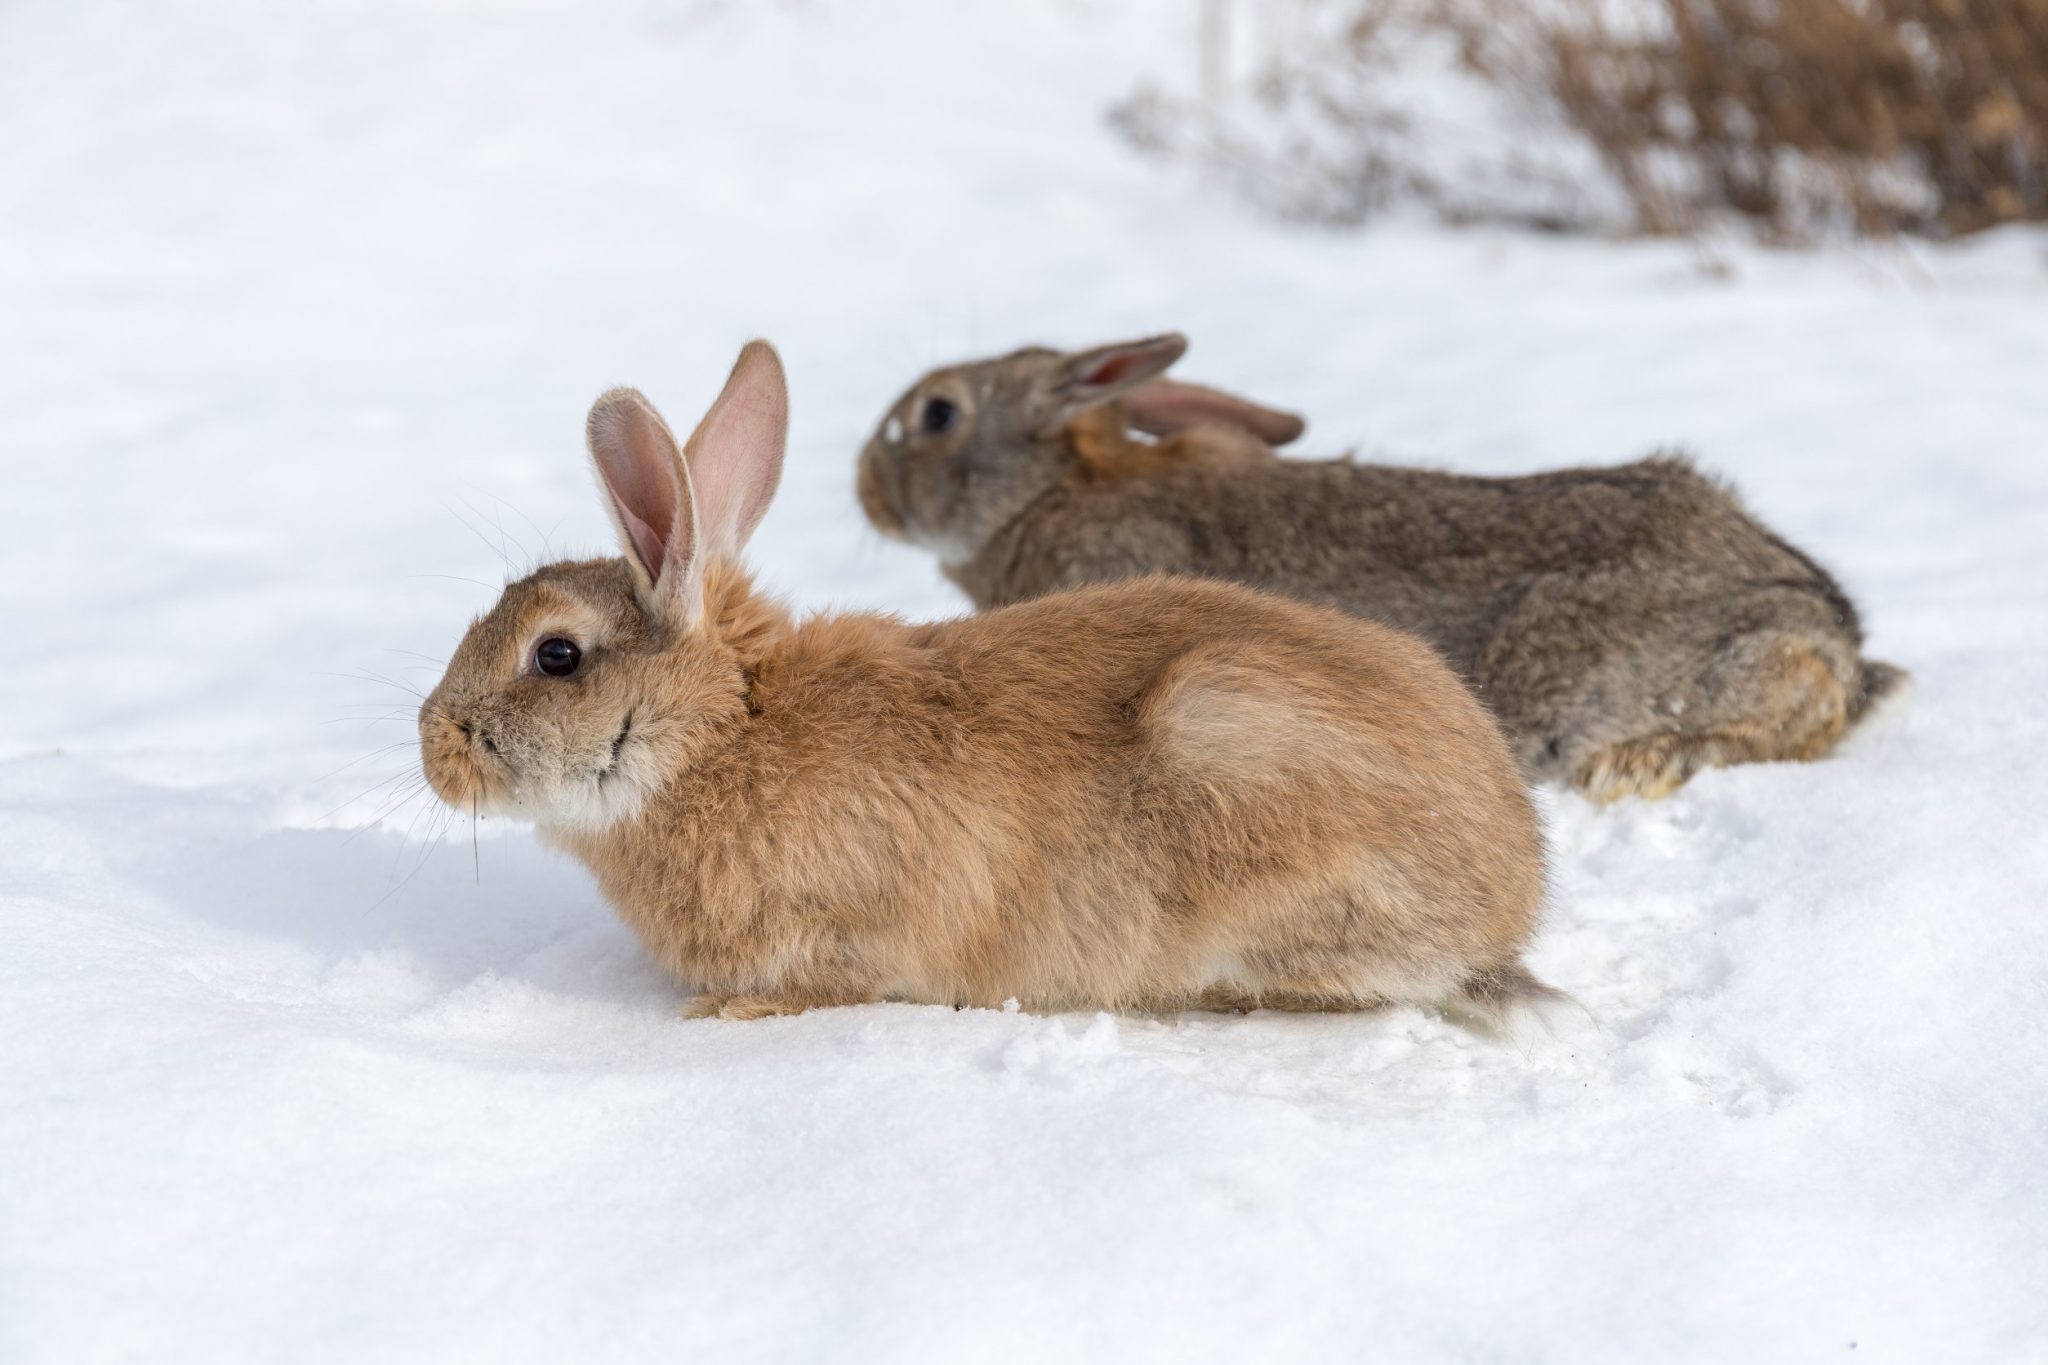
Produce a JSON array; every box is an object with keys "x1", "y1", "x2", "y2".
[
  {"x1": 680, "y1": 341, "x2": 788, "y2": 563},
  {"x1": 1123, "y1": 378, "x2": 1307, "y2": 446},
  {"x1": 587, "y1": 387, "x2": 704, "y2": 626},
  {"x1": 1039, "y1": 333, "x2": 1189, "y2": 431},
  {"x1": 679, "y1": 343, "x2": 790, "y2": 564}
]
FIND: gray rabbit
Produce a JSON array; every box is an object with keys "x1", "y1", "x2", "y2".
[{"x1": 857, "y1": 333, "x2": 1905, "y2": 802}]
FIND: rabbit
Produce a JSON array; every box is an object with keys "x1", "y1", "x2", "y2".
[
  {"x1": 418, "y1": 341, "x2": 1558, "y2": 1025},
  {"x1": 857, "y1": 333, "x2": 1907, "y2": 803}
]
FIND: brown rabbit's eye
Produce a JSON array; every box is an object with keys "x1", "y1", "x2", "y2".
[
  {"x1": 919, "y1": 396, "x2": 959, "y2": 436},
  {"x1": 535, "y1": 638, "x2": 581, "y2": 678}
]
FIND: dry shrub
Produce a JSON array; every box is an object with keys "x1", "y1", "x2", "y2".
[
  {"x1": 1108, "y1": 1, "x2": 1437, "y2": 226},
  {"x1": 1119, "y1": 0, "x2": 2048, "y2": 238},
  {"x1": 1108, "y1": 0, "x2": 1617, "y2": 228},
  {"x1": 1497, "y1": 0, "x2": 2048, "y2": 236}
]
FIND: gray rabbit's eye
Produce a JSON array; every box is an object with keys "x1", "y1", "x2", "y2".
[
  {"x1": 535, "y1": 638, "x2": 582, "y2": 678},
  {"x1": 919, "y1": 396, "x2": 960, "y2": 436}
]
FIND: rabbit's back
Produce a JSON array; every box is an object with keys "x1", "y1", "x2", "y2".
[
  {"x1": 951, "y1": 449, "x2": 1883, "y2": 793},
  {"x1": 924, "y1": 578, "x2": 1547, "y2": 1008},
  {"x1": 967, "y1": 453, "x2": 1838, "y2": 665},
  {"x1": 866, "y1": 339, "x2": 1893, "y2": 804}
]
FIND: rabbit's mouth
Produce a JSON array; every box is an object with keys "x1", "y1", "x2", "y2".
[
  {"x1": 520, "y1": 709, "x2": 659, "y2": 836},
  {"x1": 418, "y1": 698, "x2": 656, "y2": 832},
  {"x1": 595, "y1": 711, "x2": 634, "y2": 787},
  {"x1": 418, "y1": 705, "x2": 515, "y2": 814}
]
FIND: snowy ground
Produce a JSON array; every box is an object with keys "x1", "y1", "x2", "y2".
[{"x1": 4, "y1": 1, "x2": 2047, "y2": 1360}]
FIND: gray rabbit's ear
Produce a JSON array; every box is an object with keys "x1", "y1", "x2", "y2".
[
  {"x1": 587, "y1": 387, "x2": 705, "y2": 628},
  {"x1": 1123, "y1": 378, "x2": 1307, "y2": 446},
  {"x1": 1037, "y1": 333, "x2": 1188, "y2": 431}
]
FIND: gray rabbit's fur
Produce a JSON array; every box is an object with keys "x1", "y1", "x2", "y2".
[{"x1": 857, "y1": 334, "x2": 1905, "y2": 802}]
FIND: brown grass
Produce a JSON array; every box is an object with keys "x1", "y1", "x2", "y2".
[
  {"x1": 1118, "y1": 0, "x2": 2048, "y2": 238},
  {"x1": 1509, "y1": 0, "x2": 2048, "y2": 237}
]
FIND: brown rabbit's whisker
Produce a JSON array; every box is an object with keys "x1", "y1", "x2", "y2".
[
  {"x1": 360, "y1": 670, "x2": 428, "y2": 699},
  {"x1": 318, "y1": 669, "x2": 428, "y2": 701},
  {"x1": 312, "y1": 740, "x2": 425, "y2": 785},
  {"x1": 319, "y1": 766, "x2": 420, "y2": 823},
  {"x1": 406, "y1": 572, "x2": 504, "y2": 593},
  {"x1": 363, "y1": 808, "x2": 456, "y2": 912},
  {"x1": 338, "y1": 773, "x2": 433, "y2": 841},
  {"x1": 446, "y1": 500, "x2": 519, "y2": 579},
  {"x1": 482, "y1": 492, "x2": 562, "y2": 565},
  {"x1": 388, "y1": 782, "x2": 450, "y2": 865},
  {"x1": 349, "y1": 785, "x2": 429, "y2": 841}
]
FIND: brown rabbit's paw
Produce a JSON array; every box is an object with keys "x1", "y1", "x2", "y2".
[
  {"x1": 711, "y1": 995, "x2": 808, "y2": 1021},
  {"x1": 685, "y1": 991, "x2": 872, "y2": 1020},
  {"x1": 1192, "y1": 985, "x2": 1263, "y2": 1014},
  {"x1": 679, "y1": 993, "x2": 794, "y2": 1020}
]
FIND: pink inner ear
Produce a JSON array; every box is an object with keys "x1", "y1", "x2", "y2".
[
  {"x1": 615, "y1": 501, "x2": 667, "y2": 582},
  {"x1": 589, "y1": 391, "x2": 691, "y2": 593},
  {"x1": 1060, "y1": 336, "x2": 1187, "y2": 404},
  {"x1": 682, "y1": 343, "x2": 788, "y2": 559},
  {"x1": 1083, "y1": 352, "x2": 1155, "y2": 387}
]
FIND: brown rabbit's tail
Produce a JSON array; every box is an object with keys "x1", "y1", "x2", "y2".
[
  {"x1": 1848, "y1": 660, "x2": 1911, "y2": 728},
  {"x1": 1446, "y1": 962, "x2": 1584, "y2": 1047}
]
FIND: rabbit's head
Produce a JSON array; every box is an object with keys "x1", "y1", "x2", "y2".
[
  {"x1": 858, "y1": 334, "x2": 1303, "y2": 567},
  {"x1": 419, "y1": 343, "x2": 788, "y2": 833}
]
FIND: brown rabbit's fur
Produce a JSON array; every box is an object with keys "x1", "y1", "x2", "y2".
[
  {"x1": 857, "y1": 336, "x2": 1906, "y2": 802},
  {"x1": 421, "y1": 346, "x2": 1554, "y2": 1022}
]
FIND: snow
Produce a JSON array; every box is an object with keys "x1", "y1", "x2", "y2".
[{"x1": 4, "y1": 0, "x2": 2047, "y2": 1360}]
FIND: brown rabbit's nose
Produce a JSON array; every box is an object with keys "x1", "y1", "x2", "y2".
[
  {"x1": 448, "y1": 715, "x2": 498, "y2": 755},
  {"x1": 424, "y1": 707, "x2": 479, "y2": 746}
]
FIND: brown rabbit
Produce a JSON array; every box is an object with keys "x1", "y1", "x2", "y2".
[
  {"x1": 419, "y1": 342, "x2": 1556, "y2": 1024},
  {"x1": 857, "y1": 333, "x2": 1906, "y2": 803}
]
